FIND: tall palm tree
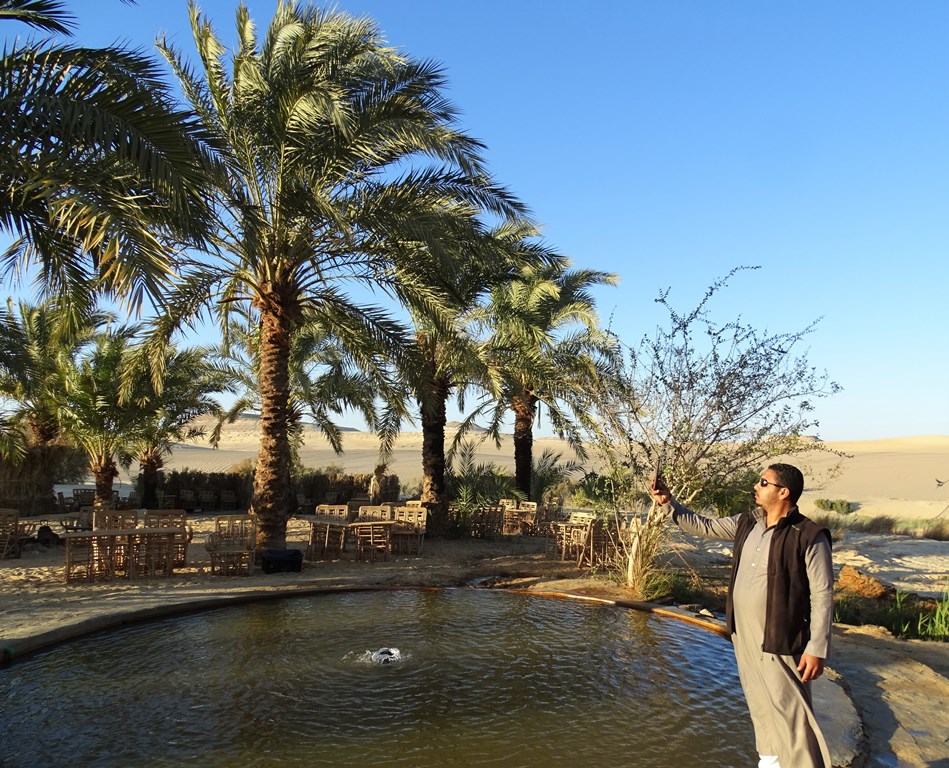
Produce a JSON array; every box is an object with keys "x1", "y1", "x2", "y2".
[
  {"x1": 210, "y1": 309, "x2": 406, "y2": 464},
  {"x1": 475, "y1": 263, "x2": 620, "y2": 499},
  {"x1": 0, "y1": 0, "x2": 216, "y2": 326},
  {"x1": 158, "y1": 1, "x2": 523, "y2": 548}
]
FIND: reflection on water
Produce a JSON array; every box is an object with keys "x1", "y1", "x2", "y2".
[{"x1": 0, "y1": 589, "x2": 755, "y2": 767}]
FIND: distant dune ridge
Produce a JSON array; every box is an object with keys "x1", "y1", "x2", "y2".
[{"x1": 169, "y1": 416, "x2": 949, "y2": 520}]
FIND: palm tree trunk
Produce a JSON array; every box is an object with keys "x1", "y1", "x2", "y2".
[
  {"x1": 420, "y1": 375, "x2": 450, "y2": 533},
  {"x1": 252, "y1": 306, "x2": 293, "y2": 550},
  {"x1": 512, "y1": 394, "x2": 536, "y2": 499},
  {"x1": 139, "y1": 451, "x2": 162, "y2": 509},
  {"x1": 91, "y1": 455, "x2": 117, "y2": 508}
]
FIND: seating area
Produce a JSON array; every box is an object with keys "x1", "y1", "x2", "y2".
[
  {"x1": 7, "y1": 489, "x2": 614, "y2": 584},
  {"x1": 304, "y1": 502, "x2": 428, "y2": 562},
  {"x1": 62, "y1": 509, "x2": 191, "y2": 583},
  {"x1": 448, "y1": 499, "x2": 554, "y2": 539}
]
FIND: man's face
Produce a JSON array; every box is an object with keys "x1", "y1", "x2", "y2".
[{"x1": 754, "y1": 469, "x2": 786, "y2": 507}]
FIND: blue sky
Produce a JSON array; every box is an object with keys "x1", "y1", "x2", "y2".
[{"x1": 10, "y1": 1, "x2": 949, "y2": 440}]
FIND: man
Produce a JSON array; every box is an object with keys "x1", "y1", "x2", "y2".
[{"x1": 650, "y1": 463, "x2": 834, "y2": 768}]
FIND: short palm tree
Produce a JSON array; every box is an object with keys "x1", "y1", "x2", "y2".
[
  {"x1": 0, "y1": 297, "x2": 109, "y2": 451},
  {"x1": 122, "y1": 345, "x2": 227, "y2": 508},
  {"x1": 475, "y1": 263, "x2": 620, "y2": 499},
  {"x1": 56, "y1": 325, "x2": 146, "y2": 505},
  {"x1": 158, "y1": 1, "x2": 523, "y2": 548},
  {"x1": 0, "y1": 0, "x2": 216, "y2": 325}
]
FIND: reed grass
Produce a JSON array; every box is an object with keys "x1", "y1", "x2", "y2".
[
  {"x1": 835, "y1": 590, "x2": 949, "y2": 641},
  {"x1": 810, "y1": 512, "x2": 949, "y2": 541}
]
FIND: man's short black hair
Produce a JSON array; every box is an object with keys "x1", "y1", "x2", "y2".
[{"x1": 768, "y1": 463, "x2": 804, "y2": 504}]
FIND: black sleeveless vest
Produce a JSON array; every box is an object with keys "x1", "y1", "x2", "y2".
[{"x1": 725, "y1": 507, "x2": 830, "y2": 655}]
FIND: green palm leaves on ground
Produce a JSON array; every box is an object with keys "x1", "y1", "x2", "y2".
[{"x1": 158, "y1": 1, "x2": 524, "y2": 547}]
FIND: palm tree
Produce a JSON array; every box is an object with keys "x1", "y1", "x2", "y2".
[
  {"x1": 122, "y1": 345, "x2": 227, "y2": 508},
  {"x1": 210, "y1": 309, "x2": 406, "y2": 465},
  {"x1": 0, "y1": 298, "x2": 109, "y2": 449},
  {"x1": 157, "y1": 1, "x2": 523, "y2": 548},
  {"x1": 475, "y1": 263, "x2": 620, "y2": 499},
  {"x1": 406, "y1": 221, "x2": 557, "y2": 528},
  {"x1": 0, "y1": 296, "x2": 102, "y2": 507},
  {"x1": 56, "y1": 325, "x2": 146, "y2": 506},
  {"x1": 0, "y1": 0, "x2": 216, "y2": 325}
]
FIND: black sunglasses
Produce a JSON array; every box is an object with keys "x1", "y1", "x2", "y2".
[{"x1": 758, "y1": 478, "x2": 785, "y2": 488}]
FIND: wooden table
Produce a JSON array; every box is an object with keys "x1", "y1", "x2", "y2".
[{"x1": 62, "y1": 527, "x2": 182, "y2": 583}]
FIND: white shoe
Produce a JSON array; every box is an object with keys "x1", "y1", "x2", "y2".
[{"x1": 757, "y1": 756, "x2": 780, "y2": 768}]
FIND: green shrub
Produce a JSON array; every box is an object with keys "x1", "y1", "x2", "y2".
[
  {"x1": 918, "y1": 520, "x2": 949, "y2": 541},
  {"x1": 814, "y1": 498, "x2": 854, "y2": 515},
  {"x1": 846, "y1": 515, "x2": 899, "y2": 535},
  {"x1": 835, "y1": 590, "x2": 949, "y2": 641}
]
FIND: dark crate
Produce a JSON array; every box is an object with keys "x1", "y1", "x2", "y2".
[{"x1": 261, "y1": 548, "x2": 303, "y2": 574}]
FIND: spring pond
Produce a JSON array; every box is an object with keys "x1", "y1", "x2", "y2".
[{"x1": 1, "y1": 588, "x2": 755, "y2": 767}]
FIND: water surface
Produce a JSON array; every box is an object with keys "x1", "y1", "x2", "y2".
[{"x1": 1, "y1": 589, "x2": 754, "y2": 767}]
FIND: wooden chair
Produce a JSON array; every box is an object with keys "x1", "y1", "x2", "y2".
[
  {"x1": 72, "y1": 489, "x2": 95, "y2": 507},
  {"x1": 517, "y1": 502, "x2": 539, "y2": 535},
  {"x1": 127, "y1": 530, "x2": 175, "y2": 578},
  {"x1": 391, "y1": 507, "x2": 427, "y2": 555},
  {"x1": 498, "y1": 498, "x2": 517, "y2": 510},
  {"x1": 351, "y1": 522, "x2": 391, "y2": 562},
  {"x1": 316, "y1": 504, "x2": 350, "y2": 522},
  {"x1": 89, "y1": 510, "x2": 137, "y2": 574},
  {"x1": 356, "y1": 505, "x2": 393, "y2": 521},
  {"x1": 501, "y1": 508, "x2": 523, "y2": 536},
  {"x1": 205, "y1": 515, "x2": 257, "y2": 575},
  {"x1": 62, "y1": 506, "x2": 94, "y2": 532},
  {"x1": 64, "y1": 533, "x2": 117, "y2": 583},
  {"x1": 306, "y1": 520, "x2": 346, "y2": 561},
  {"x1": 178, "y1": 489, "x2": 197, "y2": 512},
  {"x1": 143, "y1": 510, "x2": 193, "y2": 567},
  {"x1": 404, "y1": 499, "x2": 423, "y2": 508},
  {"x1": 296, "y1": 492, "x2": 315, "y2": 515},
  {"x1": 0, "y1": 508, "x2": 20, "y2": 560},
  {"x1": 95, "y1": 510, "x2": 139, "y2": 530},
  {"x1": 347, "y1": 494, "x2": 371, "y2": 514},
  {"x1": 198, "y1": 489, "x2": 216, "y2": 511},
  {"x1": 219, "y1": 489, "x2": 238, "y2": 511},
  {"x1": 577, "y1": 518, "x2": 618, "y2": 568}
]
